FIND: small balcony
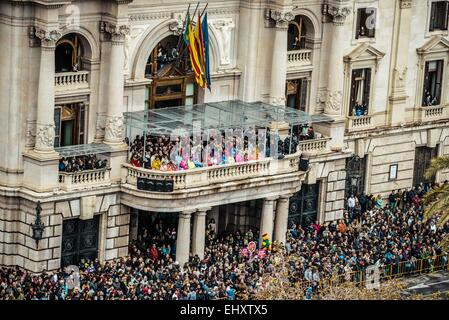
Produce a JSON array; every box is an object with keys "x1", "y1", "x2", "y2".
[
  {"x1": 298, "y1": 137, "x2": 331, "y2": 154},
  {"x1": 287, "y1": 49, "x2": 312, "y2": 70},
  {"x1": 418, "y1": 105, "x2": 448, "y2": 122},
  {"x1": 58, "y1": 168, "x2": 111, "y2": 192},
  {"x1": 347, "y1": 115, "x2": 374, "y2": 132},
  {"x1": 55, "y1": 71, "x2": 89, "y2": 92}
]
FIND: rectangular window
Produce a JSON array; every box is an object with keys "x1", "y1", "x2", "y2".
[
  {"x1": 356, "y1": 8, "x2": 376, "y2": 39},
  {"x1": 429, "y1": 1, "x2": 449, "y2": 31},
  {"x1": 349, "y1": 68, "x2": 372, "y2": 116},
  {"x1": 423, "y1": 60, "x2": 444, "y2": 106}
]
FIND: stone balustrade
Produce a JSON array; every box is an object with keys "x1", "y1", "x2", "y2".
[
  {"x1": 58, "y1": 168, "x2": 111, "y2": 191},
  {"x1": 347, "y1": 115, "x2": 374, "y2": 132},
  {"x1": 287, "y1": 49, "x2": 312, "y2": 69},
  {"x1": 123, "y1": 153, "x2": 302, "y2": 192},
  {"x1": 418, "y1": 105, "x2": 447, "y2": 122},
  {"x1": 298, "y1": 137, "x2": 331, "y2": 153},
  {"x1": 54, "y1": 71, "x2": 89, "y2": 91}
]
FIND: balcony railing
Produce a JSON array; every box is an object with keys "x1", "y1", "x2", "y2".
[
  {"x1": 347, "y1": 115, "x2": 374, "y2": 132},
  {"x1": 58, "y1": 168, "x2": 111, "y2": 191},
  {"x1": 287, "y1": 49, "x2": 312, "y2": 69},
  {"x1": 298, "y1": 137, "x2": 331, "y2": 153},
  {"x1": 55, "y1": 71, "x2": 89, "y2": 91},
  {"x1": 123, "y1": 153, "x2": 301, "y2": 191},
  {"x1": 418, "y1": 105, "x2": 447, "y2": 122}
]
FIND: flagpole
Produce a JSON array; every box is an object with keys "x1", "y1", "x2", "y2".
[
  {"x1": 174, "y1": 3, "x2": 191, "y2": 54},
  {"x1": 176, "y1": 2, "x2": 207, "y2": 66}
]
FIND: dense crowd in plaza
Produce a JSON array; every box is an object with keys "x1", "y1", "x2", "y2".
[
  {"x1": 126, "y1": 124, "x2": 317, "y2": 171},
  {"x1": 1, "y1": 183, "x2": 448, "y2": 300},
  {"x1": 58, "y1": 154, "x2": 108, "y2": 173}
]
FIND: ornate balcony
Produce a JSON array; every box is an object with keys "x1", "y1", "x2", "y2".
[
  {"x1": 287, "y1": 49, "x2": 312, "y2": 70},
  {"x1": 55, "y1": 71, "x2": 89, "y2": 92},
  {"x1": 123, "y1": 154, "x2": 301, "y2": 192},
  {"x1": 347, "y1": 115, "x2": 374, "y2": 132},
  {"x1": 58, "y1": 168, "x2": 111, "y2": 191},
  {"x1": 418, "y1": 105, "x2": 448, "y2": 122}
]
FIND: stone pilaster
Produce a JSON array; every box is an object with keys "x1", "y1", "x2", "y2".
[
  {"x1": 31, "y1": 27, "x2": 62, "y2": 154},
  {"x1": 322, "y1": 2, "x2": 351, "y2": 117},
  {"x1": 265, "y1": 9, "x2": 294, "y2": 106},
  {"x1": 388, "y1": 0, "x2": 413, "y2": 126},
  {"x1": 100, "y1": 22, "x2": 130, "y2": 145}
]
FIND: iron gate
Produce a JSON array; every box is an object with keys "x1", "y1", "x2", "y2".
[
  {"x1": 61, "y1": 216, "x2": 99, "y2": 267},
  {"x1": 288, "y1": 183, "x2": 320, "y2": 228}
]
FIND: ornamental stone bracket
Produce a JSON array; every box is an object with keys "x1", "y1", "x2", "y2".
[
  {"x1": 264, "y1": 9, "x2": 294, "y2": 29},
  {"x1": 28, "y1": 26, "x2": 62, "y2": 48},
  {"x1": 168, "y1": 15, "x2": 184, "y2": 36},
  {"x1": 322, "y1": 3, "x2": 351, "y2": 26},
  {"x1": 99, "y1": 21, "x2": 130, "y2": 43},
  {"x1": 400, "y1": 0, "x2": 412, "y2": 9}
]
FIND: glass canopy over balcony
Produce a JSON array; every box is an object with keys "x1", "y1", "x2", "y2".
[{"x1": 123, "y1": 100, "x2": 333, "y2": 135}]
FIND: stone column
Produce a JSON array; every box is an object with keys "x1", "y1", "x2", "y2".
[
  {"x1": 268, "y1": 10, "x2": 293, "y2": 106},
  {"x1": 176, "y1": 210, "x2": 193, "y2": 266},
  {"x1": 192, "y1": 207, "x2": 210, "y2": 260},
  {"x1": 100, "y1": 22, "x2": 130, "y2": 146},
  {"x1": 274, "y1": 195, "x2": 291, "y2": 245},
  {"x1": 259, "y1": 197, "x2": 277, "y2": 245},
  {"x1": 33, "y1": 28, "x2": 62, "y2": 153},
  {"x1": 322, "y1": 3, "x2": 351, "y2": 117},
  {"x1": 388, "y1": 0, "x2": 413, "y2": 125}
]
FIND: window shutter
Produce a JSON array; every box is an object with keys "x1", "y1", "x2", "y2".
[
  {"x1": 368, "y1": 8, "x2": 376, "y2": 38},
  {"x1": 435, "y1": 60, "x2": 444, "y2": 104},
  {"x1": 444, "y1": 1, "x2": 449, "y2": 30},
  {"x1": 430, "y1": 2, "x2": 436, "y2": 31},
  {"x1": 423, "y1": 62, "x2": 430, "y2": 106},
  {"x1": 356, "y1": 8, "x2": 363, "y2": 39},
  {"x1": 350, "y1": 70, "x2": 358, "y2": 115},
  {"x1": 363, "y1": 68, "x2": 372, "y2": 109}
]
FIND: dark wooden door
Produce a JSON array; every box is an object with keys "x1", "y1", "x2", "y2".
[
  {"x1": 61, "y1": 216, "x2": 99, "y2": 267},
  {"x1": 288, "y1": 183, "x2": 320, "y2": 228}
]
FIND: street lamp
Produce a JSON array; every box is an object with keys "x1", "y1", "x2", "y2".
[{"x1": 31, "y1": 201, "x2": 45, "y2": 246}]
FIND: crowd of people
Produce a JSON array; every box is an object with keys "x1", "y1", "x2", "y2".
[
  {"x1": 126, "y1": 124, "x2": 318, "y2": 171},
  {"x1": 1, "y1": 183, "x2": 448, "y2": 300},
  {"x1": 58, "y1": 154, "x2": 108, "y2": 172}
]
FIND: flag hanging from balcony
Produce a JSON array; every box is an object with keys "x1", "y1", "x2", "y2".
[
  {"x1": 202, "y1": 12, "x2": 211, "y2": 90},
  {"x1": 188, "y1": 16, "x2": 204, "y2": 88},
  {"x1": 183, "y1": 12, "x2": 191, "y2": 46}
]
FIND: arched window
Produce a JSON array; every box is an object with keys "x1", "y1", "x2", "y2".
[
  {"x1": 287, "y1": 16, "x2": 307, "y2": 51},
  {"x1": 55, "y1": 34, "x2": 84, "y2": 73},
  {"x1": 144, "y1": 35, "x2": 198, "y2": 109}
]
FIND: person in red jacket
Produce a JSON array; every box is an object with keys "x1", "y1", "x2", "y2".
[{"x1": 149, "y1": 244, "x2": 159, "y2": 261}]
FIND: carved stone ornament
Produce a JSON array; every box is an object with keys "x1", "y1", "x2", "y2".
[
  {"x1": 95, "y1": 113, "x2": 107, "y2": 139},
  {"x1": 265, "y1": 9, "x2": 294, "y2": 29},
  {"x1": 29, "y1": 26, "x2": 62, "y2": 48},
  {"x1": 35, "y1": 124, "x2": 55, "y2": 150},
  {"x1": 26, "y1": 120, "x2": 36, "y2": 148},
  {"x1": 325, "y1": 90, "x2": 343, "y2": 114},
  {"x1": 400, "y1": 0, "x2": 412, "y2": 9},
  {"x1": 210, "y1": 18, "x2": 235, "y2": 66},
  {"x1": 322, "y1": 4, "x2": 351, "y2": 26},
  {"x1": 394, "y1": 67, "x2": 407, "y2": 91},
  {"x1": 100, "y1": 21, "x2": 130, "y2": 43},
  {"x1": 105, "y1": 116, "x2": 125, "y2": 142},
  {"x1": 169, "y1": 15, "x2": 184, "y2": 36},
  {"x1": 269, "y1": 96, "x2": 287, "y2": 107}
]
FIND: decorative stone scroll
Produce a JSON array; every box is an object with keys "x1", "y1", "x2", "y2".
[
  {"x1": 99, "y1": 21, "x2": 130, "y2": 44},
  {"x1": 29, "y1": 26, "x2": 62, "y2": 48},
  {"x1": 322, "y1": 4, "x2": 351, "y2": 26}
]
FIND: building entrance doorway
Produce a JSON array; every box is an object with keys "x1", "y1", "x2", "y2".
[{"x1": 61, "y1": 216, "x2": 99, "y2": 267}]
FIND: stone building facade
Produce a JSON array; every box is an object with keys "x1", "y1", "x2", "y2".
[{"x1": 1, "y1": 0, "x2": 449, "y2": 272}]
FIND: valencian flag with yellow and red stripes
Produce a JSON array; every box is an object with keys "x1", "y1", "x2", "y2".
[{"x1": 184, "y1": 9, "x2": 212, "y2": 90}]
